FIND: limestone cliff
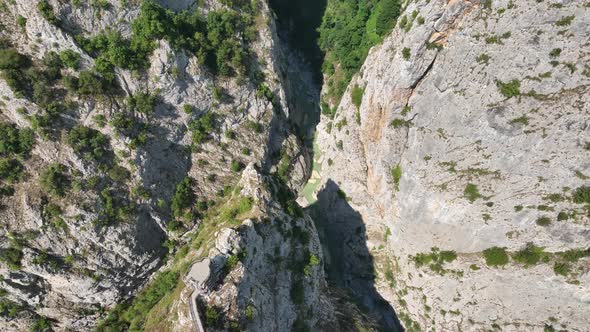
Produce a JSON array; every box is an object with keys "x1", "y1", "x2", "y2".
[
  {"x1": 315, "y1": 0, "x2": 590, "y2": 330},
  {"x1": 0, "y1": 0, "x2": 318, "y2": 330}
]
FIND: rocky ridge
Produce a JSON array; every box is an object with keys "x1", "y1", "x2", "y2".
[{"x1": 0, "y1": 0, "x2": 319, "y2": 330}]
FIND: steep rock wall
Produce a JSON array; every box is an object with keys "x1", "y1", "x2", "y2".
[{"x1": 316, "y1": 0, "x2": 590, "y2": 330}]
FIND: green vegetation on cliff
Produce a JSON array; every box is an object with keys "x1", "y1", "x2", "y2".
[{"x1": 318, "y1": 0, "x2": 401, "y2": 102}]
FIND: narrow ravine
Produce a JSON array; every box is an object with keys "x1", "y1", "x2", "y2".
[{"x1": 269, "y1": 1, "x2": 402, "y2": 331}]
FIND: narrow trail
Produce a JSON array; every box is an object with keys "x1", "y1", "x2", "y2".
[{"x1": 184, "y1": 258, "x2": 211, "y2": 332}]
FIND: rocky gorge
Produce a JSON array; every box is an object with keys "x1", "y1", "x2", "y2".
[{"x1": 0, "y1": 0, "x2": 588, "y2": 331}]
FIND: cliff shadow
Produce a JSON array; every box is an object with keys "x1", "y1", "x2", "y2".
[
  {"x1": 306, "y1": 179, "x2": 403, "y2": 332},
  {"x1": 270, "y1": 0, "x2": 326, "y2": 86}
]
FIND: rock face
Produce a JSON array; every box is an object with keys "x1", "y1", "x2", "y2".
[
  {"x1": 192, "y1": 164, "x2": 339, "y2": 331},
  {"x1": 0, "y1": 0, "x2": 317, "y2": 330},
  {"x1": 316, "y1": 0, "x2": 590, "y2": 330}
]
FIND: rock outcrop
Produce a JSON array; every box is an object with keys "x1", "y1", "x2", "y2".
[
  {"x1": 315, "y1": 0, "x2": 589, "y2": 330},
  {"x1": 0, "y1": 0, "x2": 317, "y2": 330}
]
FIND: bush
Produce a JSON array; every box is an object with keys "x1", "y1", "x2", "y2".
[
  {"x1": 42, "y1": 52, "x2": 63, "y2": 81},
  {"x1": 0, "y1": 247, "x2": 23, "y2": 270},
  {"x1": 230, "y1": 159, "x2": 244, "y2": 172},
  {"x1": 482, "y1": 247, "x2": 509, "y2": 267},
  {"x1": 205, "y1": 306, "x2": 220, "y2": 327},
  {"x1": 59, "y1": 49, "x2": 81, "y2": 69},
  {"x1": 67, "y1": 125, "x2": 109, "y2": 162},
  {"x1": 108, "y1": 165, "x2": 130, "y2": 183},
  {"x1": 0, "y1": 48, "x2": 29, "y2": 70},
  {"x1": 16, "y1": 15, "x2": 27, "y2": 31},
  {"x1": 560, "y1": 248, "x2": 590, "y2": 262},
  {"x1": 0, "y1": 158, "x2": 23, "y2": 183},
  {"x1": 77, "y1": 70, "x2": 108, "y2": 96},
  {"x1": 553, "y1": 262, "x2": 570, "y2": 276},
  {"x1": 390, "y1": 118, "x2": 411, "y2": 128},
  {"x1": 128, "y1": 92, "x2": 157, "y2": 114},
  {"x1": 189, "y1": 113, "x2": 215, "y2": 146},
  {"x1": 402, "y1": 47, "x2": 411, "y2": 60},
  {"x1": 351, "y1": 85, "x2": 364, "y2": 109},
  {"x1": 0, "y1": 123, "x2": 35, "y2": 156},
  {"x1": 37, "y1": 0, "x2": 59, "y2": 25},
  {"x1": 513, "y1": 243, "x2": 543, "y2": 266},
  {"x1": 246, "y1": 120, "x2": 263, "y2": 133},
  {"x1": 0, "y1": 297, "x2": 23, "y2": 317},
  {"x1": 171, "y1": 177, "x2": 193, "y2": 219},
  {"x1": 536, "y1": 216, "x2": 551, "y2": 226},
  {"x1": 464, "y1": 183, "x2": 483, "y2": 203},
  {"x1": 572, "y1": 186, "x2": 590, "y2": 204},
  {"x1": 496, "y1": 79, "x2": 521, "y2": 98},
  {"x1": 245, "y1": 304, "x2": 254, "y2": 320},
  {"x1": 391, "y1": 164, "x2": 401, "y2": 191},
  {"x1": 39, "y1": 163, "x2": 69, "y2": 197}
]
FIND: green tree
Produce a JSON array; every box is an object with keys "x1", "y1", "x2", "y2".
[
  {"x1": 376, "y1": 0, "x2": 401, "y2": 36},
  {"x1": 67, "y1": 125, "x2": 109, "y2": 162},
  {"x1": 59, "y1": 49, "x2": 81, "y2": 69},
  {"x1": 39, "y1": 163, "x2": 69, "y2": 197}
]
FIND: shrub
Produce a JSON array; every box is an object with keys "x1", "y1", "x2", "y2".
[
  {"x1": 230, "y1": 159, "x2": 243, "y2": 172},
  {"x1": 171, "y1": 177, "x2": 193, "y2": 219},
  {"x1": 390, "y1": 118, "x2": 411, "y2": 128},
  {"x1": 59, "y1": 49, "x2": 81, "y2": 69},
  {"x1": 189, "y1": 113, "x2": 215, "y2": 146},
  {"x1": 549, "y1": 48, "x2": 561, "y2": 58},
  {"x1": 439, "y1": 250, "x2": 457, "y2": 262},
  {"x1": 0, "y1": 123, "x2": 35, "y2": 156},
  {"x1": 31, "y1": 317, "x2": 51, "y2": 331},
  {"x1": 0, "y1": 158, "x2": 23, "y2": 183},
  {"x1": 402, "y1": 47, "x2": 411, "y2": 60},
  {"x1": 482, "y1": 247, "x2": 509, "y2": 266},
  {"x1": 513, "y1": 243, "x2": 543, "y2": 266},
  {"x1": 463, "y1": 183, "x2": 483, "y2": 203},
  {"x1": 108, "y1": 165, "x2": 130, "y2": 183},
  {"x1": 560, "y1": 248, "x2": 590, "y2": 262},
  {"x1": 553, "y1": 262, "x2": 570, "y2": 276},
  {"x1": 246, "y1": 120, "x2": 263, "y2": 133},
  {"x1": 205, "y1": 306, "x2": 220, "y2": 327},
  {"x1": 476, "y1": 53, "x2": 490, "y2": 64},
  {"x1": 183, "y1": 104, "x2": 194, "y2": 114},
  {"x1": 0, "y1": 48, "x2": 29, "y2": 70},
  {"x1": 0, "y1": 247, "x2": 23, "y2": 270},
  {"x1": 128, "y1": 92, "x2": 157, "y2": 114},
  {"x1": 496, "y1": 79, "x2": 521, "y2": 98},
  {"x1": 351, "y1": 84, "x2": 364, "y2": 109},
  {"x1": 62, "y1": 75, "x2": 79, "y2": 92},
  {"x1": 245, "y1": 304, "x2": 254, "y2": 320},
  {"x1": 536, "y1": 216, "x2": 551, "y2": 226},
  {"x1": 225, "y1": 254, "x2": 239, "y2": 271},
  {"x1": 572, "y1": 186, "x2": 590, "y2": 204},
  {"x1": 555, "y1": 15, "x2": 574, "y2": 26},
  {"x1": 37, "y1": 0, "x2": 59, "y2": 25},
  {"x1": 16, "y1": 16, "x2": 27, "y2": 31},
  {"x1": 39, "y1": 163, "x2": 69, "y2": 197},
  {"x1": 77, "y1": 70, "x2": 107, "y2": 96},
  {"x1": 557, "y1": 211, "x2": 569, "y2": 221},
  {"x1": 391, "y1": 164, "x2": 401, "y2": 191},
  {"x1": 67, "y1": 125, "x2": 109, "y2": 162}
]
